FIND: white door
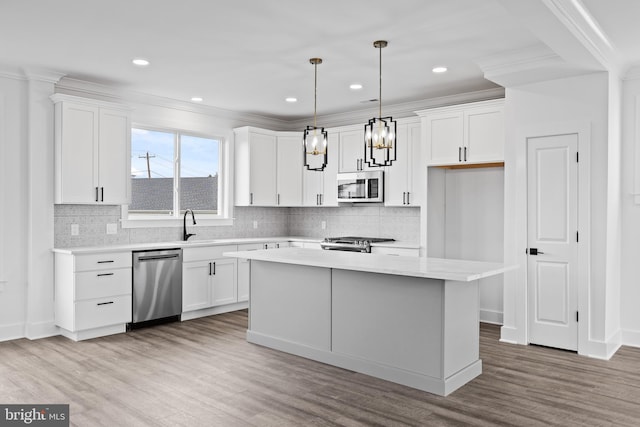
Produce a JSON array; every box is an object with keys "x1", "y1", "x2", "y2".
[
  {"x1": 276, "y1": 135, "x2": 303, "y2": 206},
  {"x1": 527, "y1": 133, "x2": 579, "y2": 351}
]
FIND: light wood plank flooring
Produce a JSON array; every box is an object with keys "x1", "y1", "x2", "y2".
[{"x1": 1, "y1": 310, "x2": 639, "y2": 426}]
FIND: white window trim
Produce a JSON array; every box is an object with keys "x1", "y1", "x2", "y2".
[{"x1": 121, "y1": 125, "x2": 235, "y2": 229}]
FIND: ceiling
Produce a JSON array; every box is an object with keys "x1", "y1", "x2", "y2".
[{"x1": 0, "y1": 0, "x2": 637, "y2": 121}]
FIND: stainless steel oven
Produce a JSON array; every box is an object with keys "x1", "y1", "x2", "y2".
[{"x1": 337, "y1": 170, "x2": 384, "y2": 203}]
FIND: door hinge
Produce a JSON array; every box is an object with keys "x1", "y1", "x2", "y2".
[
  {"x1": 576, "y1": 311, "x2": 579, "y2": 322},
  {"x1": 576, "y1": 152, "x2": 579, "y2": 163}
]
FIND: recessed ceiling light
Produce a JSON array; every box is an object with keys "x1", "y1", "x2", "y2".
[
  {"x1": 285, "y1": 97, "x2": 297, "y2": 103},
  {"x1": 350, "y1": 83, "x2": 363, "y2": 90},
  {"x1": 132, "y1": 58, "x2": 150, "y2": 67},
  {"x1": 432, "y1": 66, "x2": 448, "y2": 73},
  {"x1": 191, "y1": 97, "x2": 203, "y2": 102}
]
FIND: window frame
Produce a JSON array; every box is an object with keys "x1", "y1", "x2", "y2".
[{"x1": 121, "y1": 124, "x2": 234, "y2": 229}]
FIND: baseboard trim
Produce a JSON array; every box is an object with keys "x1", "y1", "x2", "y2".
[
  {"x1": 181, "y1": 301, "x2": 249, "y2": 321},
  {"x1": 25, "y1": 320, "x2": 59, "y2": 340},
  {"x1": 622, "y1": 328, "x2": 640, "y2": 348},
  {"x1": 587, "y1": 330, "x2": 622, "y2": 360},
  {"x1": 0, "y1": 322, "x2": 25, "y2": 342},
  {"x1": 479, "y1": 309, "x2": 503, "y2": 325},
  {"x1": 499, "y1": 325, "x2": 521, "y2": 345}
]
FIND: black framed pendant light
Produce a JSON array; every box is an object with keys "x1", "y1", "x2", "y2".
[
  {"x1": 303, "y1": 58, "x2": 328, "y2": 171},
  {"x1": 364, "y1": 40, "x2": 397, "y2": 167}
]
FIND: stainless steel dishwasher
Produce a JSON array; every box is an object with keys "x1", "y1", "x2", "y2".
[{"x1": 131, "y1": 248, "x2": 182, "y2": 328}]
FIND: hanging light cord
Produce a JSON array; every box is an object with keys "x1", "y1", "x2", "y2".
[
  {"x1": 378, "y1": 43, "x2": 382, "y2": 119},
  {"x1": 314, "y1": 60, "x2": 318, "y2": 129}
]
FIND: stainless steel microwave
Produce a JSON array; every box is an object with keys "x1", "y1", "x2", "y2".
[{"x1": 337, "y1": 170, "x2": 384, "y2": 203}]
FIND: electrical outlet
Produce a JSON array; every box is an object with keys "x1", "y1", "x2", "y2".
[
  {"x1": 71, "y1": 224, "x2": 79, "y2": 236},
  {"x1": 321, "y1": 221, "x2": 326, "y2": 230},
  {"x1": 253, "y1": 220, "x2": 258, "y2": 229},
  {"x1": 106, "y1": 223, "x2": 118, "y2": 235}
]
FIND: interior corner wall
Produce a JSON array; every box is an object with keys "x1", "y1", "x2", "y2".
[
  {"x1": 620, "y1": 76, "x2": 640, "y2": 347},
  {"x1": 502, "y1": 72, "x2": 612, "y2": 353},
  {"x1": 0, "y1": 75, "x2": 28, "y2": 341}
]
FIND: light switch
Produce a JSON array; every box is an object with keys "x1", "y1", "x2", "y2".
[
  {"x1": 71, "y1": 224, "x2": 79, "y2": 236},
  {"x1": 321, "y1": 221, "x2": 326, "y2": 230},
  {"x1": 106, "y1": 223, "x2": 118, "y2": 234},
  {"x1": 253, "y1": 220, "x2": 258, "y2": 229}
]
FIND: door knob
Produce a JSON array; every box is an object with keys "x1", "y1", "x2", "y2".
[{"x1": 528, "y1": 248, "x2": 544, "y2": 255}]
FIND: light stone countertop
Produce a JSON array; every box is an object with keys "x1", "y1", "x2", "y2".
[
  {"x1": 52, "y1": 236, "x2": 321, "y2": 255},
  {"x1": 52, "y1": 237, "x2": 420, "y2": 255},
  {"x1": 224, "y1": 247, "x2": 516, "y2": 282}
]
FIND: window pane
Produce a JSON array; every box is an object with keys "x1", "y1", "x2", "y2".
[
  {"x1": 130, "y1": 128, "x2": 175, "y2": 213},
  {"x1": 180, "y1": 134, "x2": 219, "y2": 213}
]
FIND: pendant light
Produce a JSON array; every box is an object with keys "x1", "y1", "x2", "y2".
[
  {"x1": 303, "y1": 58, "x2": 328, "y2": 171},
  {"x1": 364, "y1": 40, "x2": 397, "y2": 167}
]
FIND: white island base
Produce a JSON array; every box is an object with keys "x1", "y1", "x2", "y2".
[{"x1": 225, "y1": 248, "x2": 512, "y2": 396}]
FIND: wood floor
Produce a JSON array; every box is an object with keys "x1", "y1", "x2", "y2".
[{"x1": 2, "y1": 311, "x2": 640, "y2": 426}]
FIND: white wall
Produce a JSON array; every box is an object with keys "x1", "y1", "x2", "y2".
[
  {"x1": 502, "y1": 72, "x2": 622, "y2": 358},
  {"x1": 620, "y1": 76, "x2": 640, "y2": 347},
  {"x1": 0, "y1": 74, "x2": 29, "y2": 340}
]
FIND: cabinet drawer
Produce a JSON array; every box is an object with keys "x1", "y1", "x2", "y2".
[
  {"x1": 75, "y1": 295, "x2": 132, "y2": 330},
  {"x1": 183, "y1": 245, "x2": 237, "y2": 262},
  {"x1": 75, "y1": 269, "x2": 132, "y2": 300},
  {"x1": 75, "y1": 252, "x2": 132, "y2": 272}
]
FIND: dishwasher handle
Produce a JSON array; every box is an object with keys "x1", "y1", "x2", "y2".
[{"x1": 137, "y1": 253, "x2": 181, "y2": 262}]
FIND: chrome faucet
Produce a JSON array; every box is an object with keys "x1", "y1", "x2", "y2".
[{"x1": 183, "y1": 209, "x2": 197, "y2": 241}]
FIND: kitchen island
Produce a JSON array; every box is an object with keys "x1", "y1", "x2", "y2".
[{"x1": 224, "y1": 248, "x2": 513, "y2": 396}]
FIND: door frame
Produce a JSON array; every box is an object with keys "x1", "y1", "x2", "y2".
[{"x1": 505, "y1": 120, "x2": 590, "y2": 356}]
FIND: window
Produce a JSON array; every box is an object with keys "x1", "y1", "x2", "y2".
[{"x1": 124, "y1": 127, "x2": 229, "y2": 226}]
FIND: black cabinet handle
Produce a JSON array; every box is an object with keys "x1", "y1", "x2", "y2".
[
  {"x1": 97, "y1": 301, "x2": 114, "y2": 306},
  {"x1": 250, "y1": 193, "x2": 253, "y2": 205},
  {"x1": 101, "y1": 187, "x2": 104, "y2": 201},
  {"x1": 97, "y1": 273, "x2": 114, "y2": 277},
  {"x1": 407, "y1": 192, "x2": 410, "y2": 205},
  {"x1": 464, "y1": 147, "x2": 467, "y2": 162},
  {"x1": 209, "y1": 262, "x2": 212, "y2": 276},
  {"x1": 97, "y1": 260, "x2": 114, "y2": 264},
  {"x1": 95, "y1": 187, "x2": 99, "y2": 202},
  {"x1": 212, "y1": 262, "x2": 216, "y2": 275},
  {"x1": 458, "y1": 147, "x2": 462, "y2": 162}
]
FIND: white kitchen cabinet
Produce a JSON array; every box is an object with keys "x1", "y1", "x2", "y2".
[
  {"x1": 385, "y1": 120, "x2": 422, "y2": 206},
  {"x1": 303, "y1": 134, "x2": 338, "y2": 206},
  {"x1": 235, "y1": 128, "x2": 304, "y2": 206},
  {"x1": 234, "y1": 127, "x2": 277, "y2": 206},
  {"x1": 277, "y1": 134, "x2": 303, "y2": 206},
  {"x1": 51, "y1": 94, "x2": 132, "y2": 205},
  {"x1": 339, "y1": 128, "x2": 382, "y2": 172},
  {"x1": 182, "y1": 245, "x2": 238, "y2": 312},
  {"x1": 420, "y1": 99, "x2": 504, "y2": 166},
  {"x1": 54, "y1": 250, "x2": 132, "y2": 341}
]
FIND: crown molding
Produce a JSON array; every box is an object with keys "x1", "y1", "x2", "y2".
[
  {"x1": 56, "y1": 77, "x2": 290, "y2": 130},
  {"x1": 541, "y1": 0, "x2": 620, "y2": 75},
  {"x1": 0, "y1": 64, "x2": 65, "y2": 83},
  {"x1": 285, "y1": 88, "x2": 506, "y2": 130}
]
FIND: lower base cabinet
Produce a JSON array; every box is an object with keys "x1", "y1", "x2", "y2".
[
  {"x1": 182, "y1": 245, "x2": 238, "y2": 313},
  {"x1": 54, "y1": 251, "x2": 132, "y2": 341}
]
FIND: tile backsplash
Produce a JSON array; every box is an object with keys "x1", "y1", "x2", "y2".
[{"x1": 54, "y1": 205, "x2": 420, "y2": 248}]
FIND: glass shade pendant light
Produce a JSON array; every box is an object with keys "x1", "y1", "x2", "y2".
[
  {"x1": 303, "y1": 58, "x2": 328, "y2": 171},
  {"x1": 364, "y1": 40, "x2": 397, "y2": 167}
]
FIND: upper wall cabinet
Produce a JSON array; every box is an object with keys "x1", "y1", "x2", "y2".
[
  {"x1": 385, "y1": 120, "x2": 422, "y2": 206},
  {"x1": 51, "y1": 94, "x2": 132, "y2": 205},
  {"x1": 338, "y1": 128, "x2": 380, "y2": 172},
  {"x1": 234, "y1": 127, "x2": 303, "y2": 207},
  {"x1": 418, "y1": 99, "x2": 504, "y2": 166},
  {"x1": 303, "y1": 133, "x2": 338, "y2": 206}
]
